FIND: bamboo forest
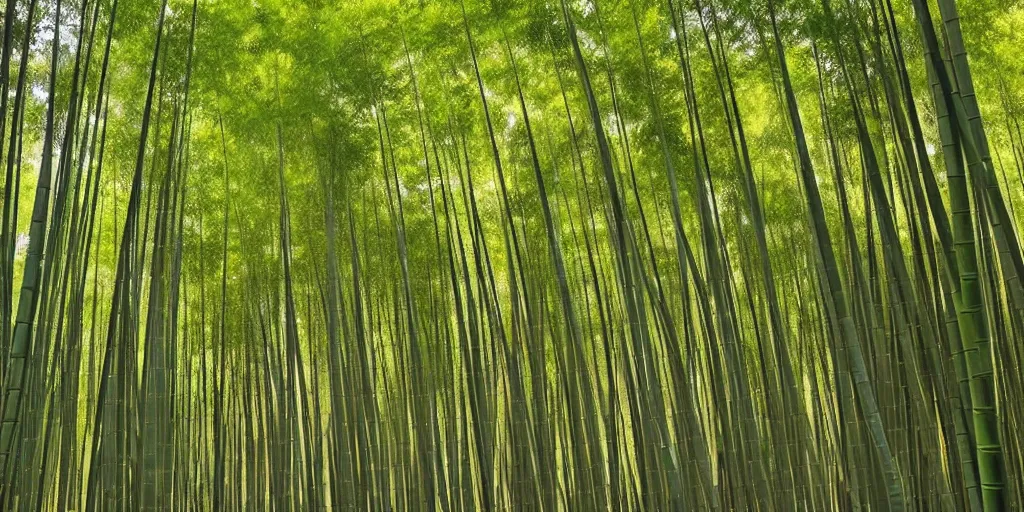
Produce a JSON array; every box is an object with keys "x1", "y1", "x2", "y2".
[{"x1": 2, "y1": 0, "x2": 1024, "y2": 509}]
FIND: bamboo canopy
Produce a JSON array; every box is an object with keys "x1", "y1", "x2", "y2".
[{"x1": 0, "y1": 0, "x2": 1021, "y2": 510}]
